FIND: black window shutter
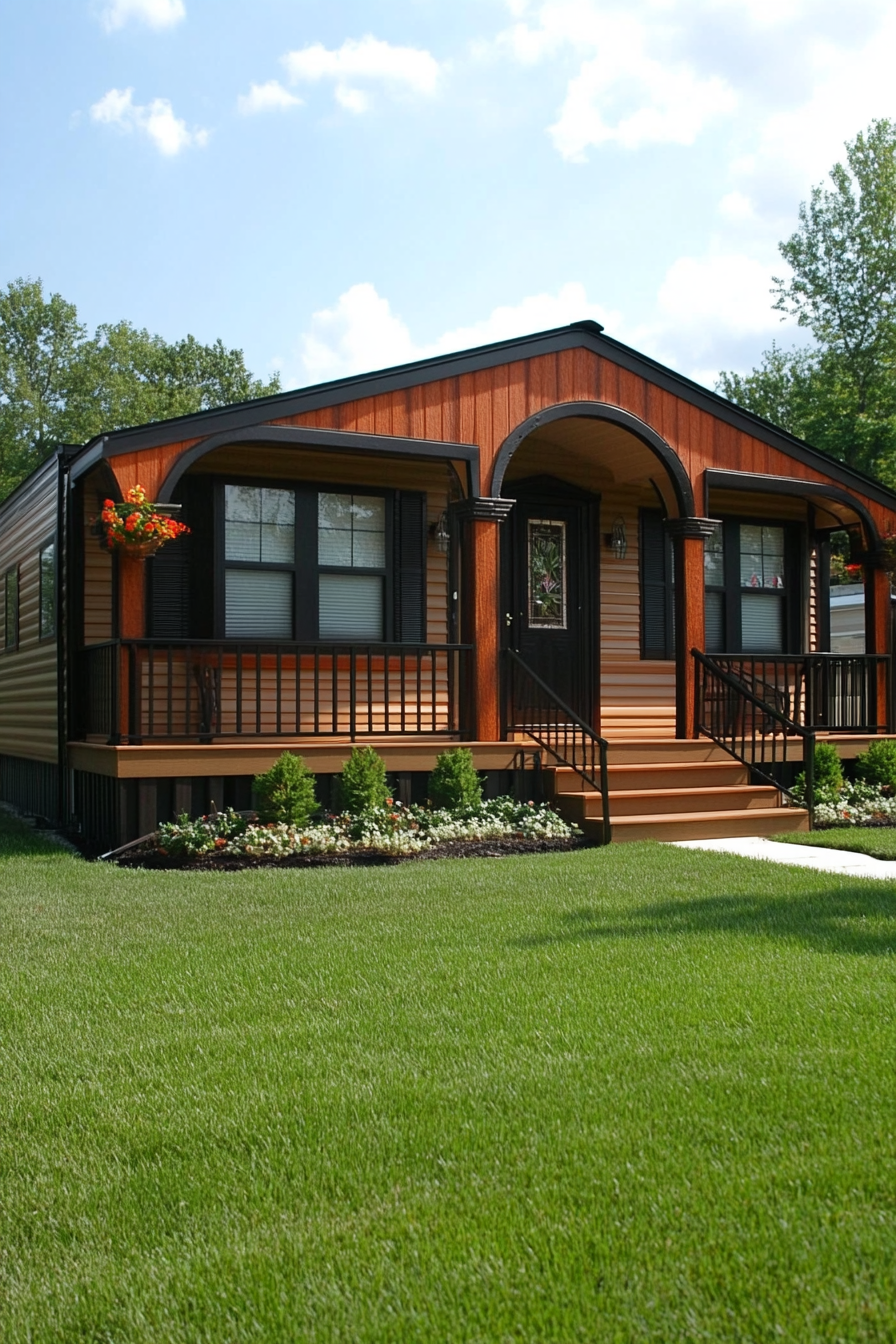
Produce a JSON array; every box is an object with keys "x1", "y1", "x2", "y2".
[
  {"x1": 394, "y1": 492, "x2": 426, "y2": 642},
  {"x1": 148, "y1": 527, "x2": 191, "y2": 638},
  {"x1": 640, "y1": 509, "x2": 673, "y2": 659}
]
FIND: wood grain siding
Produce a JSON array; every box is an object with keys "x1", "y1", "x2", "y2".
[
  {"x1": 82, "y1": 471, "x2": 113, "y2": 645},
  {"x1": 105, "y1": 345, "x2": 896, "y2": 553},
  {"x1": 0, "y1": 456, "x2": 59, "y2": 764}
]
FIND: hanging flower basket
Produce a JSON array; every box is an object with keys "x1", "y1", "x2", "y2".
[{"x1": 101, "y1": 486, "x2": 190, "y2": 559}]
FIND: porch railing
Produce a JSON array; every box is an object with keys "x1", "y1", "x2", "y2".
[
  {"x1": 694, "y1": 651, "x2": 815, "y2": 822},
  {"x1": 505, "y1": 648, "x2": 611, "y2": 844},
  {"x1": 78, "y1": 640, "x2": 472, "y2": 743},
  {"x1": 704, "y1": 655, "x2": 890, "y2": 733}
]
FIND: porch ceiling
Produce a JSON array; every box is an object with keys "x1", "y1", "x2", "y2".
[{"x1": 504, "y1": 417, "x2": 679, "y2": 510}]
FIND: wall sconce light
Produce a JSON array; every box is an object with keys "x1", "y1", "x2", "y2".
[
  {"x1": 604, "y1": 516, "x2": 627, "y2": 561},
  {"x1": 430, "y1": 511, "x2": 450, "y2": 553}
]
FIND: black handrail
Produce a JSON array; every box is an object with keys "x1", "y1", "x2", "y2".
[
  {"x1": 78, "y1": 640, "x2": 472, "y2": 743},
  {"x1": 705, "y1": 654, "x2": 889, "y2": 733},
  {"x1": 505, "y1": 648, "x2": 611, "y2": 844},
  {"x1": 693, "y1": 649, "x2": 815, "y2": 824}
]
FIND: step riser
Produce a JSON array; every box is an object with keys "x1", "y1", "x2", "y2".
[
  {"x1": 581, "y1": 811, "x2": 810, "y2": 842},
  {"x1": 567, "y1": 790, "x2": 781, "y2": 819},
  {"x1": 551, "y1": 765, "x2": 750, "y2": 793}
]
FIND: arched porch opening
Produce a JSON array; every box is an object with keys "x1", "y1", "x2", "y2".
[{"x1": 492, "y1": 406, "x2": 695, "y2": 739}]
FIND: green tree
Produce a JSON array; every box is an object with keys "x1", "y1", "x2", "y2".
[
  {"x1": 0, "y1": 277, "x2": 282, "y2": 501},
  {"x1": 717, "y1": 120, "x2": 896, "y2": 485}
]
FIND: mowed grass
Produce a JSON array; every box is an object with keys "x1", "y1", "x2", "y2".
[
  {"x1": 1, "y1": 812, "x2": 894, "y2": 1343},
  {"x1": 776, "y1": 826, "x2": 896, "y2": 861}
]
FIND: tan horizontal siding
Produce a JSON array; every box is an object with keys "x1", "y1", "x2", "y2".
[
  {"x1": 599, "y1": 484, "x2": 654, "y2": 659},
  {"x1": 0, "y1": 457, "x2": 59, "y2": 762},
  {"x1": 82, "y1": 471, "x2": 113, "y2": 645}
]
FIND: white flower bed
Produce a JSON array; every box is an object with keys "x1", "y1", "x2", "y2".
[
  {"x1": 156, "y1": 798, "x2": 581, "y2": 862},
  {"x1": 811, "y1": 782, "x2": 896, "y2": 827}
]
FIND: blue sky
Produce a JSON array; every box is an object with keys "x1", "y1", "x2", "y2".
[{"x1": 2, "y1": 0, "x2": 894, "y2": 393}]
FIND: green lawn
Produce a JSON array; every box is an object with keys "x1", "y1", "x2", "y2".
[
  {"x1": 775, "y1": 826, "x2": 896, "y2": 860},
  {"x1": 1, "y1": 811, "x2": 894, "y2": 1342}
]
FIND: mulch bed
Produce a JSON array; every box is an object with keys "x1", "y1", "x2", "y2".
[{"x1": 113, "y1": 836, "x2": 597, "y2": 870}]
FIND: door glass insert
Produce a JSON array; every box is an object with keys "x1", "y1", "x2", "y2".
[{"x1": 527, "y1": 519, "x2": 567, "y2": 628}]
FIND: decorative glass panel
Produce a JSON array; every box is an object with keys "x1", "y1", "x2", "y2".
[
  {"x1": 319, "y1": 574, "x2": 384, "y2": 640},
  {"x1": 318, "y1": 493, "x2": 385, "y2": 568},
  {"x1": 225, "y1": 569, "x2": 293, "y2": 639},
  {"x1": 528, "y1": 520, "x2": 567, "y2": 629},
  {"x1": 740, "y1": 524, "x2": 784, "y2": 590}
]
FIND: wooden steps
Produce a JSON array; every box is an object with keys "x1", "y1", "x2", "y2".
[{"x1": 546, "y1": 739, "x2": 809, "y2": 842}]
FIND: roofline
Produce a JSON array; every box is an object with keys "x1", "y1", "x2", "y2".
[{"x1": 63, "y1": 320, "x2": 896, "y2": 512}]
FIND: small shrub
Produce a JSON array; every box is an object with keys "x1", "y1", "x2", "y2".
[
  {"x1": 854, "y1": 739, "x2": 896, "y2": 790},
  {"x1": 338, "y1": 746, "x2": 390, "y2": 815},
  {"x1": 793, "y1": 742, "x2": 843, "y2": 803},
  {"x1": 253, "y1": 752, "x2": 318, "y2": 825},
  {"x1": 428, "y1": 747, "x2": 483, "y2": 811}
]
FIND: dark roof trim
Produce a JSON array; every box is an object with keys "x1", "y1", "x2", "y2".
[
  {"x1": 491, "y1": 401, "x2": 695, "y2": 518},
  {"x1": 156, "y1": 425, "x2": 481, "y2": 503},
  {"x1": 65, "y1": 321, "x2": 896, "y2": 514},
  {"x1": 705, "y1": 468, "x2": 883, "y2": 552}
]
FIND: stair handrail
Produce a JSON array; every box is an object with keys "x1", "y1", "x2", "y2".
[
  {"x1": 693, "y1": 649, "x2": 815, "y2": 824},
  {"x1": 505, "y1": 648, "x2": 611, "y2": 844}
]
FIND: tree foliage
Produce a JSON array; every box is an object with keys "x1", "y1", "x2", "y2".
[
  {"x1": 0, "y1": 277, "x2": 281, "y2": 501},
  {"x1": 717, "y1": 120, "x2": 896, "y2": 485}
]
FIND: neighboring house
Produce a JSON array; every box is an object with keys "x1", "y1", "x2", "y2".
[
  {"x1": 830, "y1": 584, "x2": 866, "y2": 654},
  {"x1": 1, "y1": 320, "x2": 895, "y2": 849}
]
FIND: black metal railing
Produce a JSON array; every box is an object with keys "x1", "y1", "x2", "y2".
[
  {"x1": 78, "y1": 640, "x2": 472, "y2": 742},
  {"x1": 694, "y1": 650, "x2": 815, "y2": 822},
  {"x1": 706, "y1": 655, "x2": 889, "y2": 733},
  {"x1": 505, "y1": 648, "x2": 611, "y2": 844}
]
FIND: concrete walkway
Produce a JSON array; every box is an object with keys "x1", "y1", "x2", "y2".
[{"x1": 673, "y1": 836, "x2": 896, "y2": 881}]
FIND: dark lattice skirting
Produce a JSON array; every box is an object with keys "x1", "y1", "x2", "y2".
[{"x1": 0, "y1": 756, "x2": 60, "y2": 823}]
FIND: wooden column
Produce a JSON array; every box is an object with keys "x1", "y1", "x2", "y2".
[
  {"x1": 116, "y1": 553, "x2": 147, "y2": 743},
  {"x1": 452, "y1": 498, "x2": 514, "y2": 742},
  {"x1": 668, "y1": 518, "x2": 716, "y2": 739},
  {"x1": 864, "y1": 563, "x2": 892, "y2": 729}
]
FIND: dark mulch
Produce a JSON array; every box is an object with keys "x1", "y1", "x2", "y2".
[{"x1": 113, "y1": 836, "x2": 597, "y2": 871}]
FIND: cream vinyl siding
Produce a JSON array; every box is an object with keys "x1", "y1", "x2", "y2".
[
  {"x1": 0, "y1": 457, "x2": 60, "y2": 763},
  {"x1": 82, "y1": 471, "x2": 114, "y2": 645}
]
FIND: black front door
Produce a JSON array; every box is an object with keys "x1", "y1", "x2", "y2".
[{"x1": 504, "y1": 480, "x2": 597, "y2": 723}]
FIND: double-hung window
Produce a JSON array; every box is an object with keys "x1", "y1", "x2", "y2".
[
  {"x1": 221, "y1": 484, "x2": 409, "y2": 642},
  {"x1": 224, "y1": 485, "x2": 296, "y2": 639},
  {"x1": 4, "y1": 567, "x2": 18, "y2": 651},
  {"x1": 39, "y1": 539, "x2": 56, "y2": 640},
  {"x1": 703, "y1": 518, "x2": 796, "y2": 654},
  {"x1": 318, "y1": 493, "x2": 387, "y2": 641}
]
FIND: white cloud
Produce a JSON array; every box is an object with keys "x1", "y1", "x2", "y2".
[
  {"x1": 282, "y1": 35, "x2": 442, "y2": 112},
  {"x1": 99, "y1": 0, "x2": 185, "y2": 33},
  {"x1": 237, "y1": 80, "x2": 303, "y2": 116},
  {"x1": 619, "y1": 251, "x2": 804, "y2": 381},
  {"x1": 296, "y1": 281, "x2": 617, "y2": 384},
  {"x1": 90, "y1": 87, "x2": 208, "y2": 156},
  {"x1": 718, "y1": 191, "x2": 757, "y2": 224}
]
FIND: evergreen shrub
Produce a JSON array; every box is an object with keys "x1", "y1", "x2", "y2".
[
  {"x1": 253, "y1": 752, "x2": 318, "y2": 825},
  {"x1": 338, "y1": 747, "x2": 391, "y2": 814},
  {"x1": 428, "y1": 747, "x2": 483, "y2": 811},
  {"x1": 793, "y1": 741, "x2": 843, "y2": 803},
  {"x1": 854, "y1": 739, "x2": 896, "y2": 790}
]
